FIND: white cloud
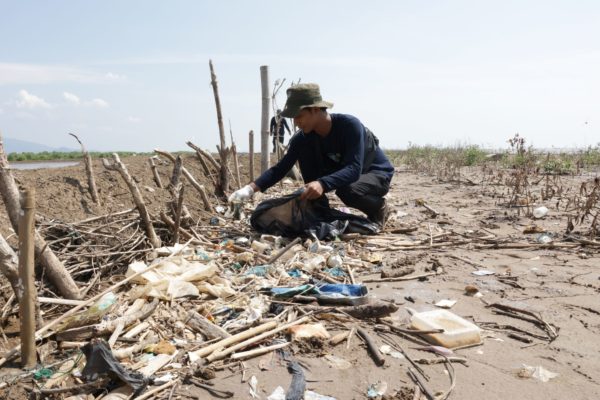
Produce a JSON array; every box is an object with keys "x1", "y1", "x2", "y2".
[
  {"x1": 16, "y1": 90, "x2": 51, "y2": 109},
  {"x1": 0, "y1": 62, "x2": 120, "y2": 85},
  {"x1": 105, "y1": 72, "x2": 126, "y2": 81},
  {"x1": 89, "y1": 98, "x2": 109, "y2": 108},
  {"x1": 63, "y1": 91, "x2": 81, "y2": 105},
  {"x1": 127, "y1": 116, "x2": 141, "y2": 123}
]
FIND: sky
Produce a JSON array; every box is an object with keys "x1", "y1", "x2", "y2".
[{"x1": 0, "y1": 0, "x2": 599, "y2": 152}]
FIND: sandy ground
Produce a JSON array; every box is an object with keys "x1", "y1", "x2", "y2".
[{"x1": 1, "y1": 155, "x2": 599, "y2": 399}]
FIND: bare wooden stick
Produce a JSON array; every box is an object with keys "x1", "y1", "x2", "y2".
[
  {"x1": 231, "y1": 142, "x2": 242, "y2": 189},
  {"x1": 356, "y1": 326, "x2": 385, "y2": 367},
  {"x1": 363, "y1": 270, "x2": 441, "y2": 283},
  {"x1": 102, "y1": 153, "x2": 161, "y2": 248},
  {"x1": 69, "y1": 133, "x2": 100, "y2": 204},
  {"x1": 266, "y1": 237, "x2": 301, "y2": 264},
  {"x1": 230, "y1": 341, "x2": 290, "y2": 360},
  {"x1": 19, "y1": 188, "x2": 37, "y2": 368},
  {"x1": 148, "y1": 157, "x2": 163, "y2": 188},
  {"x1": 209, "y1": 60, "x2": 232, "y2": 197},
  {"x1": 0, "y1": 132, "x2": 80, "y2": 300},
  {"x1": 249, "y1": 130, "x2": 255, "y2": 181},
  {"x1": 155, "y1": 149, "x2": 213, "y2": 212},
  {"x1": 173, "y1": 185, "x2": 185, "y2": 245},
  {"x1": 186, "y1": 141, "x2": 221, "y2": 170},
  {"x1": 260, "y1": 65, "x2": 271, "y2": 173},
  {"x1": 190, "y1": 320, "x2": 278, "y2": 360},
  {"x1": 206, "y1": 316, "x2": 310, "y2": 363}
]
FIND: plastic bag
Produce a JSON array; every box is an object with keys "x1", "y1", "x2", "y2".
[
  {"x1": 250, "y1": 189, "x2": 379, "y2": 239},
  {"x1": 81, "y1": 339, "x2": 148, "y2": 396}
]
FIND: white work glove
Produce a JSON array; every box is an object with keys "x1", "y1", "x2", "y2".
[{"x1": 228, "y1": 184, "x2": 255, "y2": 203}]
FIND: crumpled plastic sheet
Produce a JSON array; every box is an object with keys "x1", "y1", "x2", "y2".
[{"x1": 81, "y1": 339, "x2": 148, "y2": 396}]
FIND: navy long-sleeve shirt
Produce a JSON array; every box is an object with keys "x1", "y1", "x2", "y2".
[{"x1": 255, "y1": 113, "x2": 394, "y2": 193}]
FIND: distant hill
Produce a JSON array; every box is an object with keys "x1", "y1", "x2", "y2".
[{"x1": 2, "y1": 137, "x2": 75, "y2": 154}]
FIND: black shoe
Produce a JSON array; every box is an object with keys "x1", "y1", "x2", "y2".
[{"x1": 370, "y1": 199, "x2": 391, "y2": 228}]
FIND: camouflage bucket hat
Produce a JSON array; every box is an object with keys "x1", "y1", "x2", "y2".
[{"x1": 280, "y1": 83, "x2": 333, "y2": 118}]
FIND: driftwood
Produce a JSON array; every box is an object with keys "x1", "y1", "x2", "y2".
[
  {"x1": 342, "y1": 301, "x2": 399, "y2": 320},
  {"x1": 148, "y1": 156, "x2": 163, "y2": 188},
  {"x1": 56, "y1": 298, "x2": 159, "y2": 341},
  {"x1": 102, "y1": 153, "x2": 161, "y2": 248},
  {"x1": 186, "y1": 141, "x2": 220, "y2": 171},
  {"x1": 0, "y1": 249, "x2": 188, "y2": 368},
  {"x1": 69, "y1": 133, "x2": 99, "y2": 204},
  {"x1": 381, "y1": 266, "x2": 415, "y2": 279},
  {"x1": 209, "y1": 59, "x2": 232, "y2": 197},
  {"x1": 185, "y1": 310, "x2": 231, "y2": 340},
  {"x1": 363, "y1": 270, "x2": 441, "y2": 283},
  {"x1": 191, "y1": 320, "x2": 278, "y2": 360},
  {"x1": 155, "y1": 149, "x2": 213, "y2": 212},
  {"x1": 0, "y1": 132, "x2": 81, "y2": 300},
  {"x1": 357, "y1": 326, "x2": 385, "y2": 366},
  {"x1": 205, "y1": 316, "x2": 309, "y2": 363},
  {"x1": 0, "y1": 233, "x2": 21, "y2": 302}
]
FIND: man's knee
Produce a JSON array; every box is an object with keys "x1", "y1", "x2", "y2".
[{"x1": 335, "y1": 185, "x2": 359, "y2": 205}]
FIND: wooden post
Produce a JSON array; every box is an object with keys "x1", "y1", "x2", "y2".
[
  {"x1": 260, "y1": 65, "x2": 271, "y2": 173},
  {"x1": 148, "y1": 157, "x2": 163, "y2": 188},
  {"x1": 209, "y1": 60, "x2": 231, "y2": 197},
  {"x1": 69, "y1": 133, "x2": 100, "y2": 204},
  {"x1": 18, "y1": 188, "x2": 37, "y2": 369},
  {"x1": 249, "y1": 130, "x2": 255, "y2": 182}
]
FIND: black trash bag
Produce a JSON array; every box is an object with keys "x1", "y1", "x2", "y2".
[
  {"x1": 81, "y1": 338, "x2": 149, "y2": 396},
  {"x1": 285, "y1": 360, "x2": 306, "y2": 400},
  {"x1": 250, "y1": 189, "x2": 379, "y2": 240}
]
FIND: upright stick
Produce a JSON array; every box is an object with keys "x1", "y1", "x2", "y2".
[
  {"x1": 148, "y1": 157, "x2": 163, "y2": 188},
  {"x1": 209, "y1": 59, "x2": 231, "y2": 197},
  {"x1": 19, "y1": 188, "x2": 37, "y2": 369},
  {"x1": 260, "y1": 65, "x2": 271, "y2": 173},
  {"x1": 69, "y1": 133, "x2": 100, "y2": 204},
  {"x1": 249, "y1": 130, "x2": 255, "y2": 182}
]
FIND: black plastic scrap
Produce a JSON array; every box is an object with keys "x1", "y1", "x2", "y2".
[
  {"x1": 81, "y1": 338, "x2": 149, "y2": 396},
  {"x1": 250, "y1": 189, "x2": 379, "y2": 240},
  {"x1": 285, "y1": 361, "x2": 306, "y2": 400}
]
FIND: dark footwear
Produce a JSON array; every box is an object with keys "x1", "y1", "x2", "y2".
[{"x1": 370, "y1": 199, "x2": 391, "y2": 227}]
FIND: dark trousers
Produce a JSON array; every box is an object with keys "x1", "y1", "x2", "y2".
[
  {"x1": 272, "y1": 133, "x2": 285, "y2": 152},
  {"x1": 334, "y1": 172, "x2": 391, "y2": 220}
]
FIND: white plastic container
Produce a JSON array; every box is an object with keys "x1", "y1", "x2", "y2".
[
  {"x1": 533, "y1": 206, "x2": 549, "y2": 219},
  {"x1": 410, "y1": 309, "x2": 482, "y2": 349}
]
